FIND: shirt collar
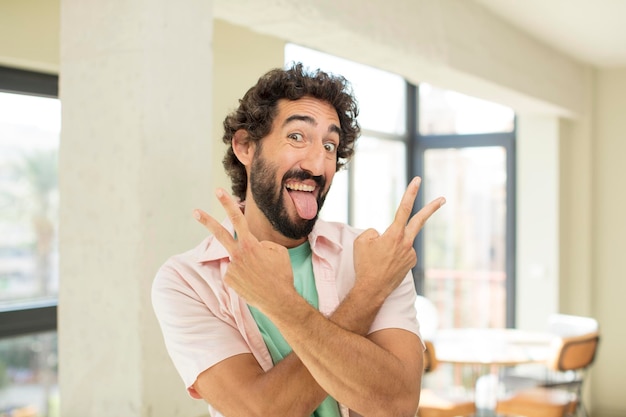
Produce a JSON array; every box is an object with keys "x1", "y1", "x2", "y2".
[
  {"x1": 196, "y1": 217, "x2": 343, "y2": 263},
  {"x1": 195, "y1": 218, "x2": 233, "y2": 263},
  {"x1": 308, "y1": 219, "x2": 344, "y2": 255}
]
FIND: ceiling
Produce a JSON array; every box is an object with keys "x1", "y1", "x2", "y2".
[{"x1": 474, "y1": 0, "x2": 626, "y2": 68}]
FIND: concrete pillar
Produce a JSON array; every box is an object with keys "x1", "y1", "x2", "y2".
[{"x1": 59, "y1": 1, "x2": 213, "y2": 415}]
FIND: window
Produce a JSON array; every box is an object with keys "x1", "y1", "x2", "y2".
[
  {"x1": 414, "y1": 83, "x2": 516, "y2": 329},
  {"x1": 0, "y1": 66, "x2": 60, "y2": 417}
]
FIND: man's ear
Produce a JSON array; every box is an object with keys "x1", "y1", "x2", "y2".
[{"x1": 232, "y1": 129, "x2": 255, "y2": 166}]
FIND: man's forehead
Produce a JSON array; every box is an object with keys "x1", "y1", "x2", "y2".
[{"x1": 276, "y1": 97, "x2": 340, "y2": 124}]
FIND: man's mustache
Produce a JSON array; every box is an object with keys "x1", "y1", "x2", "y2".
[{"x1": 283, "y1": 170, "x2": 326, "y2": 190}]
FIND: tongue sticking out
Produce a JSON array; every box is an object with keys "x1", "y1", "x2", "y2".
[{"x1": 288, "y1": 190, "x2": 318, "y2": 220}]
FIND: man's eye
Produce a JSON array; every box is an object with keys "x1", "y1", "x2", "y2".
[
  {"x1": 288, "y1": 133, "x2": 304, "y2": 142},
  {"x1": 324, "y1": 142, "x2": 337, "y2": 152}
]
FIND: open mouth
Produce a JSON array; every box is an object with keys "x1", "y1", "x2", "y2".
[{"x1": 285, "y1": 181, "x2": 318, "y2": 220}]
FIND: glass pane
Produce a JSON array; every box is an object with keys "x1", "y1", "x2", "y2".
[
  {"x1": 285, "y1": 43, "x2": 406, "y2": 135},
  {"x1": 353, "y1": 137, "x2": 406, "y2": 231},
  {"x1": 0, "y1": 331, "x2": 58, "y2": 417},
  {"x1": 419, "y1": 83, "x2": 514, "y2": 135},
  {"x1": 423, "y1": 147, "x2": 507, "y2": 329},
  {"x1": 320, "y1": 168, "x2": 349, "y2": 224},
  {"x1": 0, "y1": 92, "x2": 60, "y2": 308}
]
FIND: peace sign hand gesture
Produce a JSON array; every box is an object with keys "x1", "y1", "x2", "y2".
[
  {"x1": 193, "y1": 189, "x2": 296, "y2": 315},
  {"x1": 352, "y1": 176, "x2": 445, "y2": 301}
]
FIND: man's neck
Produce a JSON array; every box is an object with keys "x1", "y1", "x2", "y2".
[{"x1": 242, "y1": 199, "x2": 308, "y2": 249}]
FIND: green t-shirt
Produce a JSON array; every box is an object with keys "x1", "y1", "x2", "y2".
[{"x1": 248, "y1": 241, "x2": 341, "y2": 417}]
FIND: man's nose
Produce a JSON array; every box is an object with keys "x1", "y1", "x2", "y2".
[{"x1": 300, "y1": 142, "x2": 327, "y2": 175}]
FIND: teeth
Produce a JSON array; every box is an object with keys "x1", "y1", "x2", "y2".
[{"x1": 286, "y1": 183, "x2": 315, "y2": 192}]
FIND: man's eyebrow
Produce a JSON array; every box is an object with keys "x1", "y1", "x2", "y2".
[
  {"x1": 284, "y1": 114, "x2": 316, "y2": 126},
  {"x1": 284, "y1": 114, "x2": 341, "y2": 135},
  {"x1": 328, "y1": 124, "x2": 341, "y2": 136}
]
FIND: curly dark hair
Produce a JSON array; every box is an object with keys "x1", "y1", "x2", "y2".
[{"x1": 222, "y1": 62, "x2": 361, "y2": 200}]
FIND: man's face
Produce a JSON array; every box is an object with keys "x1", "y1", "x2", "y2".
[{"x1": 249, "y1": 97, "x2": 341, "y2": 240}]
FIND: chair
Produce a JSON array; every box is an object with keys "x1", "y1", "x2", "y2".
[
  {"x1": 496, "y1": 387, "x2": 576, "y2": 417},
  {"x1": 547, "y1": 314, "x2": 598, "y2": 337},
  {"x1": 501, "y1": 315, "x2": 599, "y2": 393},
  {"x1": 496, "y1": 331, "x2": 600, "y2": 417},
  {"x1": 542, "y1": 331, "x2": 599, "y2": 417},
  {"x1": 417, "y1": 340, "x2": 476, "y2": 417}
]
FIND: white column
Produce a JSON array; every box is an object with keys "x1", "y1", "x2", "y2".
[{"x1": 59, "y1": 1, "x2": 213, "y2": 416}]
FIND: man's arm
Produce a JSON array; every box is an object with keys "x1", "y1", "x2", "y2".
[
  {"x1": 193, "y1": 177, "x2": 444, "y2": 416},
  {"x1": 267, "y1": 295, "x2": 424, "y2": 417},
  {"x1": 193, "y1": 279, "x2": 422, "y2": 417}
]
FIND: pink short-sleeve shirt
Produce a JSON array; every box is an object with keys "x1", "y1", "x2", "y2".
[{"x1": 152, "y1": 218, "x2": 421, "y2": 417}]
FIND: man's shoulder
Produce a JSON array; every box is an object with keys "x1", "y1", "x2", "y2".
[{"x1": 154, "y1": 235, "x2": 224, "y2": 283}]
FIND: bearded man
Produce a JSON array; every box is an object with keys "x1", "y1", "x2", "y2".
[{"x1": 152, "y1": 63, "x2": 445, "y2": 417}]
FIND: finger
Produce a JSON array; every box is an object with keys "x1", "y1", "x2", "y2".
[
  {"x1": 193, "y1": 208, "x2": 237, "y2": 254},
  {"x1": 405, "y1": 196, "x2": 446, "y2": 239},
  {"x1": 214, "y1": 188, "x2": 255, "y2": 243},
  {"x1": 387, "y1": 176, "x2": 421, "y2": 234}
]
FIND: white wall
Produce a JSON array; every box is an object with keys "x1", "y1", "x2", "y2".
[
  {"x1": 0, "y1": 0, "x2": 59, "y2": 72},
  {"x1": 591, "y1": 69, "x2": 626, "y2": 414},
  {"x1": 210, "y1": 19, "x2": 284, "y2": 216},
  {"x1": 516, "y1": 115, "x2": 560, "y2": 331},
  {"x1": 58, "y1": 1, "x2": 214, "y2": 415},
  {"x1": 213, "y1": 0, "x2": 588, "y2": 118}
]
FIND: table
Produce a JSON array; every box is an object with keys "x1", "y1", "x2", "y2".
[
  {"x1": 434, "y1": 328, "x2": 555, "y2": 366},
  {"x1": 431, "y1": 328, "x2": 556, "y2": 415}
]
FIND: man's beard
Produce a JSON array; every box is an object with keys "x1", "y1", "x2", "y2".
[{"x1": 250, "y1": 154, "x2": 327, "y2": 240}]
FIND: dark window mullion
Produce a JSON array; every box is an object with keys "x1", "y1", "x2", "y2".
[
  {"x1": 0, "y1": 304, "x2": 57, "y2": 338},
  {"x1": 0, "y1": 66, "x2": 58, "y2": 97},
  {"x1": 408, "y1": 83, "x2": 426, "y2": 295},
  {"x1": 505, "y1": 116, "x2": 517, "y2": 328},
  {"x1": 419, "y1": 132, "x2": 514, "y2": 148}
]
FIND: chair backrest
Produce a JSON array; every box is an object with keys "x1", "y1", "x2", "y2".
[
  {"x1": 547, "y1": 314, "x2": 599, "y2": 337},
  {"x1": 423, "y1": 340, "x2": 439, "y2": 373},
  {"x1": 547, "y1": 331, "x2": 600, "y2": 372}
]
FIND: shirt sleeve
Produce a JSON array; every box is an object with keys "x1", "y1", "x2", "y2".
[
  {"x1": 151, "y1": 261, "x2": 251, "y2": 398},
  {"x1": 368, "y1": 271, "x2": 424, "y2": 349}
]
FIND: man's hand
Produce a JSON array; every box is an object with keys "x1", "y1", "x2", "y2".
[
  {"x1": 193, "y1": 188, "x2": 297, "y2": 313},
  {"x1": 353, "y1": 176, "x2": 445, "y2": 301},
  {"x1": 189, "y1": 178, "x2": 444, "y2": 416}
]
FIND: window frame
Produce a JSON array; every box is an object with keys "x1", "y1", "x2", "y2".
[
  {"x1": 410, "y1": 83, "x2": 517, "y2": 328},
  {"x1": 0, "y1": 65, "x2": 59, "y2": 339}
]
